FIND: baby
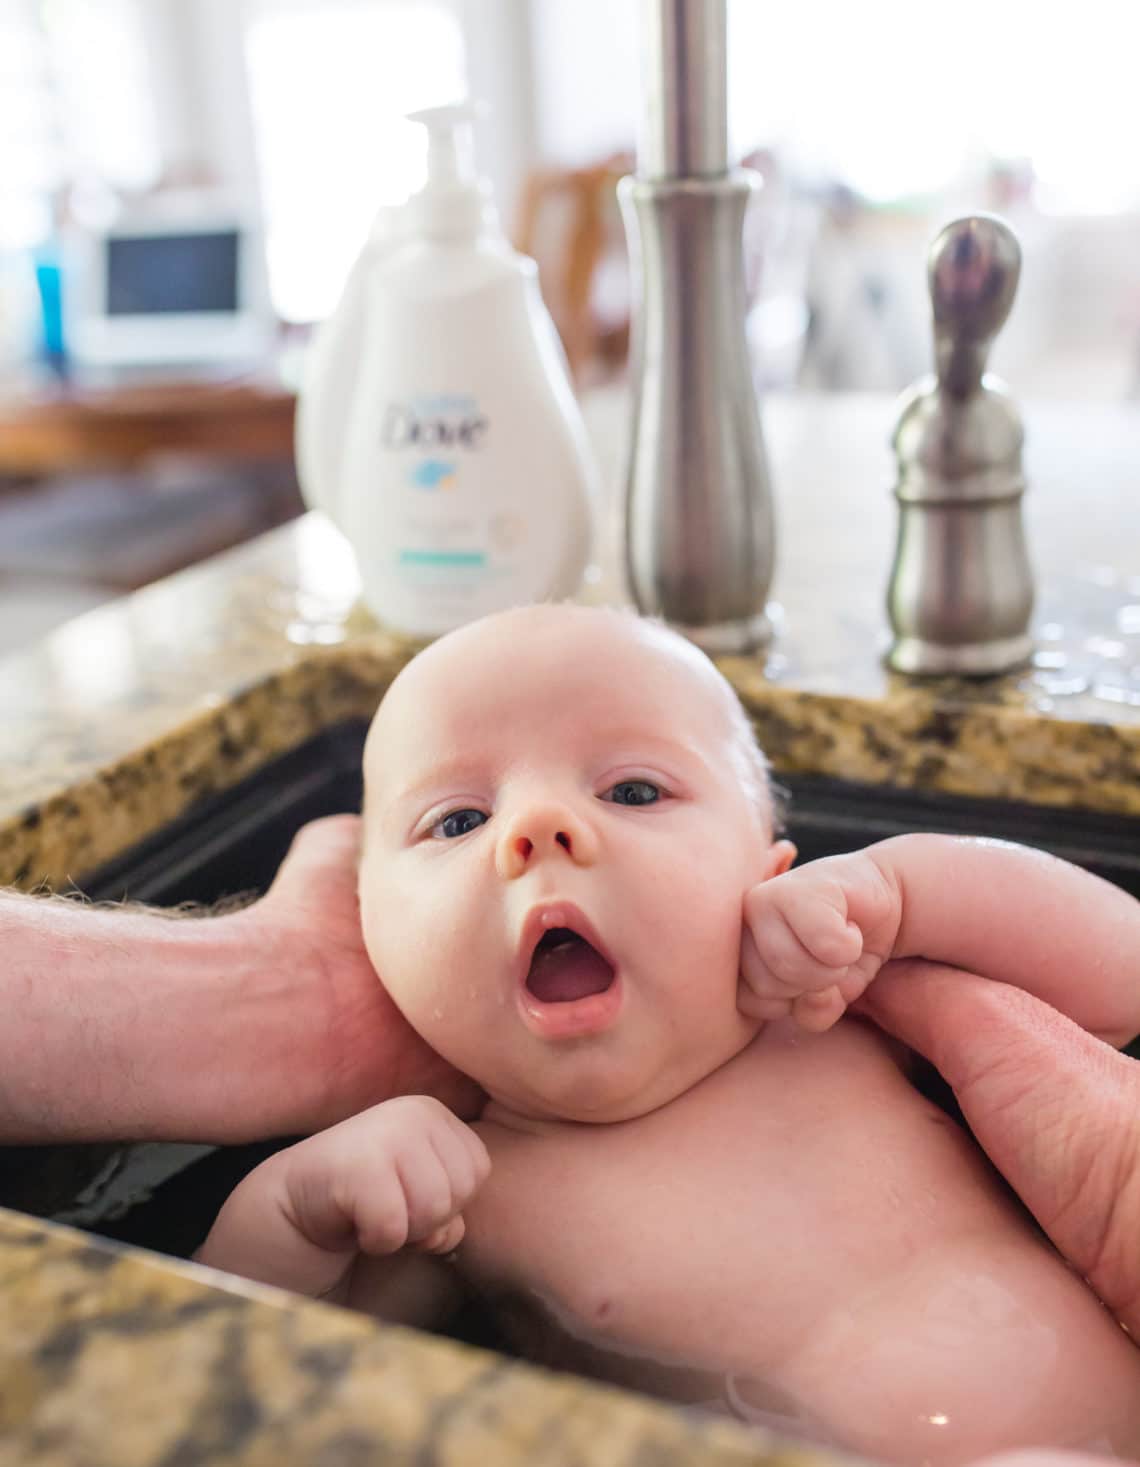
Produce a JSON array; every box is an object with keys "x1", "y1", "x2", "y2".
[{"x1": 197, "y1": 604, "x2": 1140, "y2": 1465}]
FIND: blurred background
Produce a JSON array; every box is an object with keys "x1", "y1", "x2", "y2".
[{"x1": 2, "y1": 0, "x2": 1139, "y2": 653}]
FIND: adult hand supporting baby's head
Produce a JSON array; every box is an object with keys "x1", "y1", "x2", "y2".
[
  {"x1": 240, "y1": 815, "x2": 484, "y2": 1135},
  {"x1": 855, "y1": 960, "x2": 1140, "y2": 1342}
]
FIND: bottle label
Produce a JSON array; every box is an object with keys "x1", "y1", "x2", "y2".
[
  {"x1": 380, "y1": 393, "x2": 489, "y2": 456},
  {"x1": 346, "y1": 379, "x2": 586, "y2": 634},
  {"x1": 377, "y1": 391, "x2": 512, "y2": 604}
]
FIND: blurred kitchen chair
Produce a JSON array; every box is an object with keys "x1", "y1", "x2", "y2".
[
  {"x1": 513, "y1": 153, "x2": 633, "y2": 385},
  {"x1": 514, "y1": 148, "x2": 816, "y2": 390}
]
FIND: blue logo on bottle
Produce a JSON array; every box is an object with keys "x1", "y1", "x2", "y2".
[{"x1": 409, "y1": 459, "x2": 456, "y2": 490}]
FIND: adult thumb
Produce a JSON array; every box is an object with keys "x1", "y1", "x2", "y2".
[{"x1": 855, "y1": 960, "x2": 1140, "y2": 1340}]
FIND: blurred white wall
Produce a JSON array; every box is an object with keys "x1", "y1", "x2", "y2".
[{"x1": 4, "y1": 0, "x2": 1140, "y2": 395}]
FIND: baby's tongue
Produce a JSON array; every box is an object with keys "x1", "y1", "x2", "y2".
[{"x1": 527, "y1": 931, "x2": 614, "y2": 1003}]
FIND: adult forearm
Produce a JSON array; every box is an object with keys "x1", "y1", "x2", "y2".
[{"x1": 0, "y1": 891, "x2": 318, "y2": 1144}]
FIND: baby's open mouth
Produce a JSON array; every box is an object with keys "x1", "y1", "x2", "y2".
[{"x1": 525, "y1": 927, "x2": 616, "y2": 1004}]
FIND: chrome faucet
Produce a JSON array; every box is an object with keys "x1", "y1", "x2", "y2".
[
  {"x1": 886, "y1": 215, "x2": 1034, "y2": 676},
  {"x1": 621, "y1": 0, "x2": 775, "y2": 653}
]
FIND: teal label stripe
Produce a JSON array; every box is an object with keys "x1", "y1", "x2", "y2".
[{"x1": 398, "y1": 549, "x2": 487, "y2": 567}]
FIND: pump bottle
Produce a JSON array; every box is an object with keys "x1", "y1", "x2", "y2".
[{"x1": 297, "y1": 103, "x2": 598, "y2": 637}]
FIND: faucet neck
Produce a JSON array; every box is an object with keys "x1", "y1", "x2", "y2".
[{"x1": 934, "y1": 334, "x2": 991, "y2": 399}]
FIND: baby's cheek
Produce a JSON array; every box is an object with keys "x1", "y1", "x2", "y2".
[
  {"x1": 656, "y1": 871, "x2": 745, "y2": 983},
  {"x1": 358, "y1": 876, "x2": 427, "y2": 1006}
]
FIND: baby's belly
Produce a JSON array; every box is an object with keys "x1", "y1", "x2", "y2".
[
  {"x1": 485, "y1": 1230, "x2": 1140, "y2": 1464},
  {"x1": 464, "y1": 1021, "x2": 1140, "y2": 1464},
  {"x1": 770, "y1": 1230, "x2": 1140, "y2": 1464}
]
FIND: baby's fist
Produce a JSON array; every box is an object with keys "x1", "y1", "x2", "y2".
[
  {"x1": 740, "y1": 853, "x2": 898, "y2": 1032},
  {"x1": 283, "y1": 1095, "x2": 491, "y2": 1258}
]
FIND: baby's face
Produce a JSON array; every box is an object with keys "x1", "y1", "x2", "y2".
[{"x1": 359, "y1": 607, "x2": 791, "y2": 1123}]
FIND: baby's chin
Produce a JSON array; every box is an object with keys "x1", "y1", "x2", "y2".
[
  {"x1": 481, "y1": 1041, "x2": 753, "y2": 1127},
  {"x1": 483, "y1": 1087, "x2": 670, "y2": 1128}
]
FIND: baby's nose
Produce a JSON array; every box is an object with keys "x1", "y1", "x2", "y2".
[{"x1": 495, "y1": 803, "x2": 598, "y2": 879}]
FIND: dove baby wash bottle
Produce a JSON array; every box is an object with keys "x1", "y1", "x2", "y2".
[{"x1": 331, "y1": 103, "x2": 597, "y2": 637}]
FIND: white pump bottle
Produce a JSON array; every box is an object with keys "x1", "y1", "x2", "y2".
[{"x1": 297, "y1": 103, "x2": 598, "y2": 637}]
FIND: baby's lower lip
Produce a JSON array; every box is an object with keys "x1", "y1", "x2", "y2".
[{"x1": 517, "y1": 975, "x2": 624, "y2": 1040}]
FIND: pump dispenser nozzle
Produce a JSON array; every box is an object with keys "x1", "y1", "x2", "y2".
[{"x1": 406, "y1": 101, "x2": 495, "y2": 240}]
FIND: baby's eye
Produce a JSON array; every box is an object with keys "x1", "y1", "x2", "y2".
[
  {"x1": 431, "y1": 808, "x2": 488, "y2": 840},
  {"x1": 603, "y1": 780, "x2": 661, "y2": 807}
]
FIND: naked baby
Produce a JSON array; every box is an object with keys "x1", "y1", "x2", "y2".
[{"x1": 198, "y1": 604, "x2": 1140, "y2": 1465}]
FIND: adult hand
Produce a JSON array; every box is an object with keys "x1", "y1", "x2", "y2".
[
  {"x1": 0, "y1": 814, "x2": 481, "y2": 1146},
  {"x1": 235, "y1": 814, "x2": 484, "y2": 1135},
  {"x1": 855, "y1": 961, "x2": 1140, "y2": 1340}
]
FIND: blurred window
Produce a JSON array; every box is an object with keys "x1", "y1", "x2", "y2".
[
  {"x1": 242, "y1": 0, "x2": 467, "y2": 323},
  {"x1": 0, "y1": 0, "x2": 58, "y2": 251},
  {"x1": 727, "y1": 0, "x2": 1140, "y2": 213},
  {"x1": 0, "y1": 0, "x2": 159, "y2": 252}
]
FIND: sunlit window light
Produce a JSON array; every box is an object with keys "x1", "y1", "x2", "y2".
[{"x1": 243, "y1": 0, "x2": 467, "y2": 324}]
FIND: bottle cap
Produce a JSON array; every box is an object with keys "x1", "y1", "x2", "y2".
[{"x1": 406, "y1": 101, "x2": 497, "y2": 240}]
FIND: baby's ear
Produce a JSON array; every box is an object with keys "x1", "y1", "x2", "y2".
[{"x1": 757, "y1": 839, "x2": 797, "y2": 882}]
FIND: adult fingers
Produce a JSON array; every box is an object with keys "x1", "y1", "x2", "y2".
[{"x1": 855, "y1": 960, "x2": 1140, "y2": 1340}]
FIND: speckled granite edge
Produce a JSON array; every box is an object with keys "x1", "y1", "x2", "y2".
[
  {"x1": 1, "y1": 641, "x2": 1138, "y2": 892},
  {"x1": 0, "y1": 1207, "x2": 845, "y2": 1467},
  {"x1": 724, "y1": 664, "x2": 1140, "y2": 818},
  {"x1": 0, "y1": 643, "x2": 411, "y2": 891}
]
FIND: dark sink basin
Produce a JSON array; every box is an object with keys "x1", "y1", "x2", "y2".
[
  {"x1": 4, "y1": 720, "x2": 1137, "y2": 1282},
  {"x1": 80, "y1": 717, "x2": 1140, "y2": 907}
]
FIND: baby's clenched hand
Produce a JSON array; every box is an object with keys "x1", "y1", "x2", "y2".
[
  {"x1": 740, "y1": 851, "x2": 902, "y2": 1032},
  {"x1": 281, "y1": 1095, "x2": 491, "y2": 1259},
  {"x1": 197, "y1": 1096, "x2": 491, "y2": 1303}
]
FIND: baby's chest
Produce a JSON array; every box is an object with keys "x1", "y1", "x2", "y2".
[{"x1": 460, "y1": 1032, "x2": 956, "y2": 1367}]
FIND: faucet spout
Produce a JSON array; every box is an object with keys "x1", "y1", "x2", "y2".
[
  {"x1": 639, "y1": 0, "x2": 728, "y2": 180},
  {"x1": 622, "y1": 0, "x2": 776, "y2": 653}
]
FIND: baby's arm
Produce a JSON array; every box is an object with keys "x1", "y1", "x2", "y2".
[
  {"x1": 194, "y1": 1095, "x2": 490, "y2": 1322},
  {"x1": 742, "y1": 835, "x2": 1139, "y2": 1044}
]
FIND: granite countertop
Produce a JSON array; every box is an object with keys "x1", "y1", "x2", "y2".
[
  {"x1": 0, "y1": 389, "x2": 1137, "y2": 1465},
  {"x1": 1, "y1": 389, "x2": 1137, "y2": 889}
]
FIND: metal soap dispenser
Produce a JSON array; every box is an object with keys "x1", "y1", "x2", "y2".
[{"x1": 886, "y1": 215, "x2": 1034, "y2": 676}]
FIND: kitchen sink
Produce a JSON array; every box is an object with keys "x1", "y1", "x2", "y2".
[{"x1": 3, "y1": 718, "x2": 1136, "y2": 1312}]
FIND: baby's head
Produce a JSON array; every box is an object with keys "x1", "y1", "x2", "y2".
[{"x1": 358, "y1": 604, "x2": 795, "y2": 1124}]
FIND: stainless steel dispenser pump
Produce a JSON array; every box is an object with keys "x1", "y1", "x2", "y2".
[
  {"x1": 886, "y1": 215, "x2": 1034, "y2": 676},
  {"x1": 620, "y1": 0, "x2": 776, "y2": 653}
]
